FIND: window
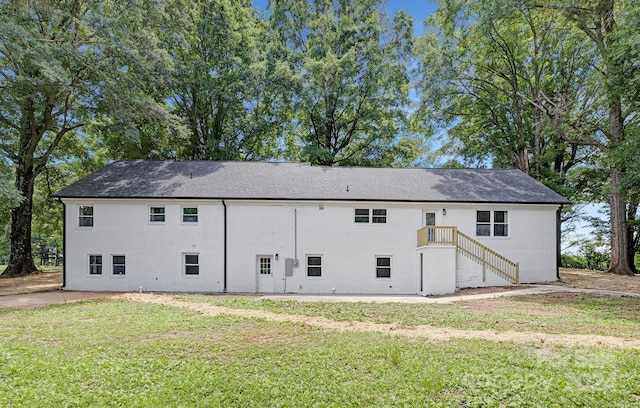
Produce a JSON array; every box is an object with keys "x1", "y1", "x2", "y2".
[
  {"x1": 79, "y1": 206, "x2": 93, "y2": 227},
  {"x1": 112, "y1": 255, "x2": 126, "y2": 275},
  {"x1": 372, "y1": 209, "x2": 387, "y2": 223},
  {"x1": 476, "y1": 211, "x2": 491, "y2": 236},
  {"x1": 354, "y1": 209, "x2": 369, "y2": 223},
  {"x1": 184, "y1": 254, "x2": 199, "y2": 275},
  {"x1": 182, "y1": 207, "x2": 198, "y2": 223},
  {"x1": 307, "y1": 256, "x2": 322, "y2": 277},
  {"x1": 150, "y1": 207, "x2": 165, "y2": 223},
  {"x1": 494, "y1": 211, "x2": 508, "y2": 237},
  {"x1": 376, "y1": 256, "x2": 391, "y2": 278},
  {"x1": 89, "y1": 255, "x2": 102, "y2": 275},
  {"x1": 259, "y1": 257, "x2": 271, "y2": 275},
  {"x1": 476, "y1": 211, "x2": 509, "y2": 237},
  {"x1": 355, "y1": 208, "x2": 387, "y2": 224}
]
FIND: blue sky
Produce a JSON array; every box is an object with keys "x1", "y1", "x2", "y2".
[{"x1": 252, "y1": 0, "x2": 439, "y2": 33}]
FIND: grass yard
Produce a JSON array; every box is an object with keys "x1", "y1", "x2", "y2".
[
  {"x1": 1, "y1": 297, "x2": 640, "y2": 407},
  {"x1": 177, "y1": 293, "x2": 640, "y2": 338}
]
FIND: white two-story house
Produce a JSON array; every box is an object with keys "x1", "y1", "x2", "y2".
[{"x1": 53, "y1": 161, "x2": 570, "y2": 295}]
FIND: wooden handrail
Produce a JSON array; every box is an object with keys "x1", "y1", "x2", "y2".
[
  {"x1": 417, "y1": 226, "x2": 519, "y2": 284},
  {"x1": 417, "y1": 226, "x2": 457, "y2": 246}
]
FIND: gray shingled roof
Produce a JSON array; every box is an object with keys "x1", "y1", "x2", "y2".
[{"x1": 53, "y1": 160, "x2": 570, "y2": 204}]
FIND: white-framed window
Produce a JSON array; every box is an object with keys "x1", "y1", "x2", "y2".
[
  {"x1": 182, "y1": 207, "x2": 198, "y2": 223},
  {"x1": 376, "y1": 256, "x2": 391, "y2": 278},
  {"x1": 88, "y1": 255, "x2": 102, "y2": 275},
  {"x1": 259, "y1": 257, "x2": 271, "y2": 275},
  {"x1": 149, "y1": 206, "x2": 165, "y2": 223},
  {"x1": 354, "y1": 208, "x2": 370, "y2": 223},
  {"x1": 112, "y1": 255, "x2": 126, "y2": 275},
  {"x1": 355, "y1": 208, "x2": 387, "y2": 224},
  {"x1": 372, "y1": 209, "x2": 387, "y2": 223},
  {"x1": 79, "y1": 205, "x2": 94, "y2": 227},
  {"x1": 493, "y1": 211, "x2": 508, "y2": 237},
  {"x1": 476, "y1": 211, "x2": 509, "y2": 237},
  {"x1": 306, "y1": 255, "x2": 322, "y2": 277},
  {"x1": 184, "y1": 253, "x2": 199, "y2": 275}
]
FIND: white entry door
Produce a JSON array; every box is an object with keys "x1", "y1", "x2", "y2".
[{"x1": 256, "y1": 256, "x2": 274, "y2": 293}]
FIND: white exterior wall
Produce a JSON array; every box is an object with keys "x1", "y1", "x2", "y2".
[
  {"x1": 226, "y1": 202, "x2": 422, "y2": 294},
  {"x1": 418, "y1": 246, "x2": 457, "y2": 295},
  {"x1": 437, "y1": 204, "x2": 558, "y2": 283},
  {"x1": 455, "y1": 253, "x2": 513, "y2": 288},
  {"x1": 63, "y1": 199, "x2": 225, "y2": 292},
  {"x1": 62, "y1": 198, "x2": 560, "y2": 294}
]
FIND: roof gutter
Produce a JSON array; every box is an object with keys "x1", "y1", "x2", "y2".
[
  {"x1": 222, "y1": 199, "x2": 227, "y2": 293},
  {"x1": 58, "y1": 198, "x2": 66, "y2": 289},
  {"x1": 556, "y1": 204, "x2": 563, "y2": 281}
]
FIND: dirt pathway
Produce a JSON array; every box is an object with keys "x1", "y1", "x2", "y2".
[{"x1": 121, "y1": 293, "x2": 640, "y2": 350}]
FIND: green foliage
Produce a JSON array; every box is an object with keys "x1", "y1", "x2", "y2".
[
  {"x1": 269, "y1": 0, "x2": 422, "y2": 166},
  {"x1": 159, "y1": 0, "x2": 281, "y2": 161},
  {"x1": 1, "y1": 299, "x2": 640, "y2": 406},
  {"x1": 416, "y1": 0, "x2": 598, "y2": 191}
]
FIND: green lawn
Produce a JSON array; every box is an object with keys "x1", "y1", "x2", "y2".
[
  {"x1": 176, "y1": 293, "x2": 640, "y2": 338},
  {"x1": 1, "y1": 298, "x2": 640, "y2": 407},
  {"x1": 0, "y1": 264, "x2": 62, "y2": 274}
]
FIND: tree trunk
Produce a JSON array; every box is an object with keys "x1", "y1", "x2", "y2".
[
  {"x1": 627, "y1": 195, "x2": 639, "y2": 273},
  {"x1": 608, "y1": 166, "x2": 634, "y2": 275},
  {"x1": 3, "y1": 157, "x2": 38, "y2": 276}
]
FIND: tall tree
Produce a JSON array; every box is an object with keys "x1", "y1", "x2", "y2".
[
  {"x1": 163, "y1": 0, "x2": 281, "y2": 161},
  {"x1": 536, "y1": 0, "x2": 639, "y2": 274},
  {"x1": 269, "y1": 0, "x2": 419, "y2": 166},
  {"x1": 416, "y1": 0, "x2": 594, "y2": 192},
  {"x1": 0, "y1": 0, "x2": 180, "y2": 275}
]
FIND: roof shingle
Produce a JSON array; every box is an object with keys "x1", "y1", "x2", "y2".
[{"x1": 53, "y1": 160, "x2": 570, "y2": 204}]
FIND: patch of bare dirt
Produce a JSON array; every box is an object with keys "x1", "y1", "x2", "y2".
[
  {"x1": 121, "y1": 293, "x2": 640, "y2": 350},
  {"x1": 0, "y1": 270, "x2": 62, "y2": 296},
  {"x1": 559, "y1": 268, "x2": 640, "y2": 293},
  {"x1": 455, "y1": 286, "x2": 529, "y2": 297}
]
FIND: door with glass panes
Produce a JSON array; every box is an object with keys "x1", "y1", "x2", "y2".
[{"x1": 256, "y1": 255, "x2": 274, "y2": 293}]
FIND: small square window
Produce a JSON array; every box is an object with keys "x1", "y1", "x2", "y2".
[
  {"x1": 376, "y1": 256, "x2": 391, "y2": 278},
  {"x1": 79, "y1": 206, "x2": 94, "y2": 227},
  {"x1": 183, "y1": 207, "x2": 198, "y2": 223},
  {"x1": 184, "y1": 254, "x2": 199, "y2": 275},
  {"x1": 89, "y1": 255, "x2": 102, "y2": 275},
  {"x1": 354, "y1": 209, "x2": 369, "y2": 223},
  {"x1": 307, "y1": 256, "x2": 322, "y2": 277},
  {"x1": 112, "y1": 255, "x2": 126, "y2": 275},
  {"x1": 150, "y1": 207, "x2": 165, "y2": 223},
  {"x1": 372, "y1": 209, "x2": 387, "y2": 223}
]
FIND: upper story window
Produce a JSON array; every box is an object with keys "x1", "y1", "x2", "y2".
[
  {"x1": 372, "y1": 209, "x2": 387, "y2": 223},
  {"x1": 150, "y1": 207, "x2": 165, "y2": 223},
  {"x1": 79, "y1": 205, "x2": 93, "y2": 227},
  {"x1": 355, "y1": 208, "x2": 387, "y2": 224},
  {"x1": 476, "y1": 211, "x2": 508, "y2": 237},
  {"x1": 493, "y1": 211, "x2": 508, "y2": 236},
  {"x1": 182, "y1": 207, "x2": 198, "y2": 223},
  {"x1": 355, "y1": 209, "x2": 370, "y2": 223}
]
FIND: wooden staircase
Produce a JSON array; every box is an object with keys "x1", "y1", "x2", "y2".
[{"x1": 417, "y1": 226, "x2": 519, "y2": 284}]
